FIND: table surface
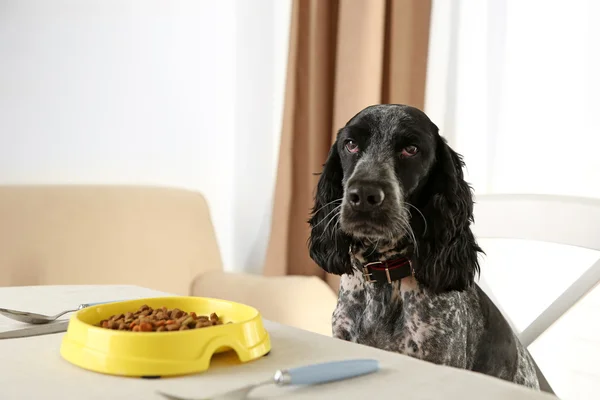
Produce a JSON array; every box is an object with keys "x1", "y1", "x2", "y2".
[{"x1": 0, "y1": 285, "x2": 558, "y2": 400}]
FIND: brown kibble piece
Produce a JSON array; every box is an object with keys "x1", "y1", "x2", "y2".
[{"x1": 139, "y1": 322, "x2": 153, "y2": 332}]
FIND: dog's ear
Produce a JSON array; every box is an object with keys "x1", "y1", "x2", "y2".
[
  {"x1": 308, "y1": 141, "x2": 353, "y2": 275},
  {"x1": 415, "y1": 131, "x2": 482, "y2": 293}
]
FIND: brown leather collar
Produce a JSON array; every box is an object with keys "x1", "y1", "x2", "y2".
[{"x1": 359, "y1": 256, "x2": 415, "y2": 284}]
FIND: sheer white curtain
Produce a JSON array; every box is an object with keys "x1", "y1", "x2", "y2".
[
  {"x1": 425, "y1": 1, "x2": 599, "y2": 398},
  {"x1": 231, "y1": 0, "x2": 291, "y2": 274}
]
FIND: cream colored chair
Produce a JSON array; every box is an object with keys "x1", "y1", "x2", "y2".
[{"x1": 0, "y1": 185, "x2": 337, "y2": 336}]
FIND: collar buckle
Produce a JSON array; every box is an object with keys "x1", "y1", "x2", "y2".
[
  {"x1": 362, "y1": 266, "x2": 376, "y2": 283},
  {"x1": 364, "y1": 261, "x2": 388, "y2": 283}
]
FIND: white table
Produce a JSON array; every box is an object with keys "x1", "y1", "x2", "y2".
[{"x1": 0, "y1": 285, "x2": 557, "y2": 400}]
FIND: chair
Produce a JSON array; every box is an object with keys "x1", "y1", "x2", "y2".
[
  {"x1": 471, "y1": 193, "x2": 600, "y2": 395},
  {"x1": 0, "y1": 185, "x2": 337, "y2": 336}
]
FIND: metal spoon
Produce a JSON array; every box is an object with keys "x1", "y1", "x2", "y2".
[
  {"x1": 156, "y1": 359, "x2": 379, "y2": 400},
  {"x1": 0, "y1": 301, "x2": 117, "y2": 324}
]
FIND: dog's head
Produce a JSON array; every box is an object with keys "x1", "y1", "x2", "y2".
[{"x1": 308, "y1": 104, "x2": 482, "y2": 293}]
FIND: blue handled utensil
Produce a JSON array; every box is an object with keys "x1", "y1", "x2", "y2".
[
  {"x1": 0, "y1": 300, "x2": 119, "y2": 324},
  {"x1": 157, "y1": 359, "x2": 380, "y2": 400}
]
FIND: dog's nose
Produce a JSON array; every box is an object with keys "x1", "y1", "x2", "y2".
[{"x1": 347, "y1": 184, "x2": 385, "y2": 210}]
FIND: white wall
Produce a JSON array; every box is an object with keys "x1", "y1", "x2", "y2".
[{"x1": 0, "y1": 0, "x2": 291, "y2": 273}]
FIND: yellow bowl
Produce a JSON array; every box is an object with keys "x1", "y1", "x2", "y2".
[{"x1": 59, "y1": 296, "x2": 271, "y2": 377}]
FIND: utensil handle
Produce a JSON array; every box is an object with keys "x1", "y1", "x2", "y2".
[{"x1": 278, "y1": 359, "x2": 379, "y2": 386}]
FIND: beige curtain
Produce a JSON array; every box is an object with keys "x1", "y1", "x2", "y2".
[{"x1": 263, "y1": 0, "x2": 432, "y2": 292}]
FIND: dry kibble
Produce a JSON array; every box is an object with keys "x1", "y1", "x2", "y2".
[{"x1": 97, "y1": 305, "x2": 224, "y2": 332}]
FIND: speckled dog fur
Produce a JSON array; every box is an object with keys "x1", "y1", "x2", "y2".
[
  {"x1": 333, "y1": 244, "x2": 539, "y2": 389},
  {"x1": 308, "y1": 105, "x2": 541, "y2": 390}
]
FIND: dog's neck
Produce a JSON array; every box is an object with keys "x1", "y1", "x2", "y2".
[
  {"x1": 340, "y1": 239, "x2": 421, "y2": 316},
  {"x1": 349, "y1": 239, "x2": 409, "y2": 264},
  {"x1": 348, "y1": 239, "x2": 420, "y2": 291}
]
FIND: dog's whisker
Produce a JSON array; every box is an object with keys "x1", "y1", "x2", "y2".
[
  {"x1": 401, "y1": 208, "x2": 419, "y2": 255},
  {"x1": 317, "y1": 210, "x2": 342, "y2": 242},
  {"x1": 312, "y1": 205, "x2": 342, "y2": 228},
  {"x1": 312, "y1": 198, "x2": 343, "y2": 215},
  {"x1": 333, "y1": 219, "x2": 342, "y2": 251},
  {"x1": 405, "y1": 202, "x2": 427, "y2": 235},
  {"x1": 366, "y1": 238, "x2": 381, "y2": 257},
  {"x1": 406, "y1": 226, "x2": 418, "y2": 256},
  {"x1": 396, "y1": 212, "x2": 418, "y2": 256}
]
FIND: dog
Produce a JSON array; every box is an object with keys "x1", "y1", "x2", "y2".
[{"x1": 308, "y1": 104, "x2": 540, "y2": 390}]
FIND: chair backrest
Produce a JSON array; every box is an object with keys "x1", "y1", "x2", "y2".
[
  {"x1": 471, "y1": 193, "x2": 600, "y2": 345},
  {"x1": 471, "y1": 194, "x2": 600, "y2": 394},
  {"x1": 0, "y1": 185, "x2": 223, "y2": 295},
  {"x1": 473, "y1": 194, "x2": 600, "y2": 346},
  {"x1": 472, "y1": 193, "x2": 600, "y2": 251}
]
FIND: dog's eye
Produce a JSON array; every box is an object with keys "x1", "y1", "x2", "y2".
[
  {"x1": 400, "y1": 145, "x2": 418, "y2": 158},
  {"x1": 345, "y1": 140, "x2": 359, "y2": 154}
]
